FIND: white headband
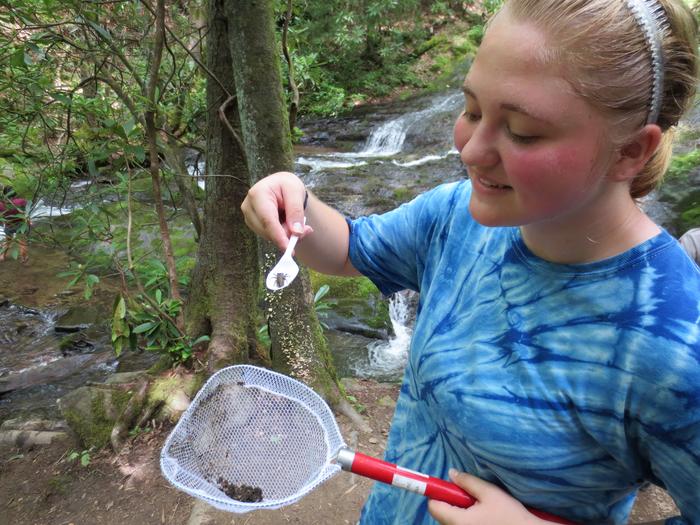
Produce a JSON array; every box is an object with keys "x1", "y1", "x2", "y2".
[{"x1": 624, "y1": 0, "x2": 668, "y2": 125}]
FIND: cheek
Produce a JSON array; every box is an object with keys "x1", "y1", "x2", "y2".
[
  {"x1": 507, "y1": 144, "x2": 598, "y2": 193},
  {"x1": 453, "y1": 117, "x2": 470, "y2": 151}
]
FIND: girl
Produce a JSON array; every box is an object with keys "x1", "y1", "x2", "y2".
[{"x1": 241, "y1": 0, "x2": 700, "y2": 523}]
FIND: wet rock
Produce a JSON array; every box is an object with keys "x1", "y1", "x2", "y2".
[
  {"x1": 0, "y1": 429, "x2": 70, "y2": 448},
  {"x1": 324, "y1": 317, "x2": 389, "y2": 340},
  {"x1": 0, "y1": 352, "x2": 113, "y2": 395},
  {"x1": 59, "y1": 334, "x2": 95, "y2": 355},
  {"x1": 104, "y1": 371, "x2": 149, "y2": 385},
  {"x1": 54, "y1": 304, "x2": 101, "y2": 333},
  {"x1": 0, "y1": 418, "x2": 69, "y2": 432}
]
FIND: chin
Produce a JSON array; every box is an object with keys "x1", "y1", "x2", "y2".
[{"x1": 468, "y1": 198, "x2": 520, "y2": 227}]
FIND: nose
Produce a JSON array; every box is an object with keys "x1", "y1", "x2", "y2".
[{"x1": 459, "y1": 122, "x2": 499, "y2": 168}]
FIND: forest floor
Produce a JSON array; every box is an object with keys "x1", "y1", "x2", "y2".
[{"x1": 0, "y1": 374, "x2": 679, "y2": 525}]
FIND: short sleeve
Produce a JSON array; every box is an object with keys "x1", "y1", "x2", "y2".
[{"x1": 348, "y1": 181, "x2": 467, "y2": 295}]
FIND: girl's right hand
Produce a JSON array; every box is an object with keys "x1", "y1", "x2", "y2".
[{"x1": 241, "y1": 171, "x2": 313, "y2": 251}]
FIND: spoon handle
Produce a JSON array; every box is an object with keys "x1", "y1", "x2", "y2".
[{"x1": 284, "y1": 233, "x2": 300, "y2": 257}]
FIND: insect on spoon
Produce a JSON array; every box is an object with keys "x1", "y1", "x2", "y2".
[{"x1": 265, "y1": 219, "x2": 306, "y2": 291}]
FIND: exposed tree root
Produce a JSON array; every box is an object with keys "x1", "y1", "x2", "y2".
[
  {"x1": 334, "y1": 397, "x2": 372, "y2": 434},
  {"x1": 110, "y1": 378, "x2": 150, "y2": 453}
]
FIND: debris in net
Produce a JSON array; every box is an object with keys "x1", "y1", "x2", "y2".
[{"x1": 217, "y1": 477, "x2": 263, "y2": 502}]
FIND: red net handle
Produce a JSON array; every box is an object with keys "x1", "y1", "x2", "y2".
[{"x1": 337, "y1": 449, "x2": 576, "y2": 525}]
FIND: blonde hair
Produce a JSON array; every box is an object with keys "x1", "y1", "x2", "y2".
[{"x1": 502, "y1": 0, "x2": 699, "y2": 198}]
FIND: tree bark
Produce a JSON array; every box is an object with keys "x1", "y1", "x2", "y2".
[
  {"x1": 224, "y1": 0, "x2": 341, "y2": 401},
  {"x1": 185, "y1": 0, "x2": 259, "y2": 372}
]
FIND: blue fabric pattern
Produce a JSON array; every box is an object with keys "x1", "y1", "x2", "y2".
[{"x1": 348, "y1": 180, "x2": 700, "y2": 525}]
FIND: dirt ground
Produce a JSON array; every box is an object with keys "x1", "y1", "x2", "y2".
[{"x1": 0, "y1": 377, "x2": 679, "y2": 525}]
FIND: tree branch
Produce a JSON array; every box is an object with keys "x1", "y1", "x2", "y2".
[
  {"x1": 282, "y1": 0, "x2": 300, "y2": 133},
  {"x1": 218, "y1": 94, "x2": 248, "y2": 170},
  {"x1": 140, "y1": 0, "x2": 231, "y2": 98},
  {"x1": 94, "y1": 75, "x2": 145, "y2": 128}
]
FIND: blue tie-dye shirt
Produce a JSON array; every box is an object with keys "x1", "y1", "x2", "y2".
[{"x1": 348, "y1": 181, "x2": 700, "y2": 525}]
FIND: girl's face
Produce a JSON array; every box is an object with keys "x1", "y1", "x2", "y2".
[{"x1": 453, "y1": 10, "x2": 618, "y2": 230}]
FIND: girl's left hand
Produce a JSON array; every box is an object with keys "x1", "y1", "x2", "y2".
[{"x1": 428, "y1": 469, "x2": 545, "y2": 525}]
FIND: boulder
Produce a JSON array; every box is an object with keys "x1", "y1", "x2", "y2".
[{"x1": 58, "y1": 381, "x2": 135, "y2": 449}]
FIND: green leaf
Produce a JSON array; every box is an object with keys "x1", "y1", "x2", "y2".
[
  {"x1": 10, "y1": 48, "x2": 26, "y2": 68},
  {"x1": 121, "y1": 118, "x2": 135, "y2": 137},
  {"x1": 114, "y1": 295, "x2": 126, "y2": 320},
  {"x1": 155, "y1": 289, "x2": 162, "y2": 304},
  {"x1": 130, "y1": 145, "x2": 146, "y2": 163},
  {"x1": 314, "y1": 284, "x2": 330, "y2": 303},
  {"x1": 133, "y1": 321, "x2": 157, "y2": 334},
  {"x1": 87, "y1": 158, "x2": 98, "y2": 178},
  {"x1": 86, "y1": 274, "x2": 100, "y2": 286},
  {"x1": 49, "y1": 91, "x2": 71, "y2": 106},
  {"x1": 113, "y1": 338, "x2": 123, "y2": 357},
  {"x1": 87, "y1": 20, "x2": 112, "y2": 42},
  {"x1": 191, "y1": 335, "x2": 210, "y2": 346}
]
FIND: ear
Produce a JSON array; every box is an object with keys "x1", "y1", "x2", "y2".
[{"x1": 609, "y1": 124, "x2": 662, "y2": 182}]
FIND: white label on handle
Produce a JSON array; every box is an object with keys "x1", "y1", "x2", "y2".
[
  {"x1": 392, "y1": 473, "x2": 427, "y2": 495},
  {"x1": 397, "y1": 466, "x2": 429, "y2": 478}
]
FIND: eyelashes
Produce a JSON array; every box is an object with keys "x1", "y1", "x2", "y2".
[{"x1": 461, "y1": 110, "x2": 540, "y2": 144}]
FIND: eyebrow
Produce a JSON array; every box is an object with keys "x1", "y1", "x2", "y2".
[{"x1": 461, "y1": 84, "x2": 553, "y2": 125}]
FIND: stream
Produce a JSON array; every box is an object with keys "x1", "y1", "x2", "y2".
[{"x1": 0, "y1": 88, "x2": 694, "y2": 422}]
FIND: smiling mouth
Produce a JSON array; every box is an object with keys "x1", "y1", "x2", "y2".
[{"x1": 478, "y1": 177, "x2": 512, "y2": 190}]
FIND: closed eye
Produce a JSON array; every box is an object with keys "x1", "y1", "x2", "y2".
[
  {"x1": 462, "y1": 110, "x2": 481, "y2": 123},
  {"x1": 506, "y1": 126, "x2": 539, "y2": 145}
]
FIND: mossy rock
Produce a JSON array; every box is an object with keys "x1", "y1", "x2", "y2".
[
  {"x1": 148, "y1": 372, "x2": 203, "y2": 421},
  {"x1": 58, "y1": 386, "x2": 132, "y2": 449},
  {"x1": 310, "y1": 272, "x2": 391, "y2": 335}
]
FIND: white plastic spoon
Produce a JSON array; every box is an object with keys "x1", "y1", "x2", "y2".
[{"x1": 265, "y1": 220, "x2": 305, "y2": 291}]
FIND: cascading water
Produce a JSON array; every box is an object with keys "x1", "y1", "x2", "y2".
[
  {"x1": 356, "y1": 92, "x2": 463, "y2": 157},
  {"x1": 0, "y1": 304, "x2": 63, "y2": 374},
  {"x1": 296, "y1": 91, "x2": 463, "y2": 174},
  {"x1": 360, "y1": 291, "x2": 414, "y2": 379}
]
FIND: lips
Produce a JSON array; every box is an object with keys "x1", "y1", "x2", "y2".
[{"x1": 478, "y1": 177, "x2": 511, "y2": 190}]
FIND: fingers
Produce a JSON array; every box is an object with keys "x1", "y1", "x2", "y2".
[
  {"x1": 281, "y1": 184, "x2": 306, "y2": 236},
  {"x1": 241, "y1": 172, "x2": 306, "y2": 251},
  {"x1": 429, "y1": 470, "x2": 542, "y2": 525},
  {"x1": 428, "y1": 469, "x2": 487, "y2": 525},
  {"x1": 448, "y1": 469, "x2": 492, "y2": 498},
  {"x1": 428, "y1": 499, "x2": 463, "y2": 525}
]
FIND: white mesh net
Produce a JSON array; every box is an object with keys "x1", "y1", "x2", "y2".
[{"x1": 160, "y1": 365, "x2": 347, "y2": 513}]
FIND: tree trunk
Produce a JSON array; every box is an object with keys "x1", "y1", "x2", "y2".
[
  {"x1": 224, "y1": 0, "x2": 341, "y2": 401},
  {"x1": 185, "y1": 0, "x2": 259, "y2": 372}
]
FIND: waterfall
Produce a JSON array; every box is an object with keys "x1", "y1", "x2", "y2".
[
  {"x1": 358, "y1": 290, "x2": 415, "y2": 379},
  {"x1": 296, "y1": 91, "x2": 463, "y2": 175},
  {"x1": 360, "y1": 119, "x2": 408, "y2": 157},
  {"x1": 356, "y1": 92, "x2": 463, "y2": 157}
]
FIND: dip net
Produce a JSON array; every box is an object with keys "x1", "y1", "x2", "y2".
[{"x1": 160, "y1": 365, "x2": 346, "y2": 513}]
